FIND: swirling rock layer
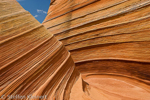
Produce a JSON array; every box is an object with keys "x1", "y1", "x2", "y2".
[
  {"x1": 43, "y1": 0, "x2": 150, "y2": 99},
  {"x1": 0, "y1": 0, "x2": 150, "y2": 100},
  {"x1": 0, "y1": 0, "x2": 84, "y2": 100}
]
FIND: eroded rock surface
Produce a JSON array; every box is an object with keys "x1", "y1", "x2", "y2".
[
  {"x1": 0, "y1": 0, "x2": 150, "y2": 100},
  {"x1": 43, "y1": 0, "x2": 150, "y2": 99},
  {"x1": 0, "y1": 0, "x2": 83, "y2": 100}
]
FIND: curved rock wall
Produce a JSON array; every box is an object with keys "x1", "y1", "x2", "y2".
[
  {"x1": 43, "y1": 0, "x2": 150, "y2": 99},
  {"x1": 1, "y1": 0, "x2": 150, "y2": 100},
  {"x1": 0, "y1": 0, "x2": 83, "y2": 100},
  {"x1": 43, "y1": 0, "x2": 150, "y2": 84}
]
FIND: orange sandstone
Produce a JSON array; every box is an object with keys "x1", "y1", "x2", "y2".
[
  {"x1": 0, "y1": 0, "x2": 150, "y2": 100},
  {"x1": 43, "y1": 0, "x2": 150, "y2": 99}
]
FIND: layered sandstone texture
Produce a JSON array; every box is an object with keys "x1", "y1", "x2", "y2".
[
  {"x1": 0, "y1": 0, "x2": 150, "y2": 100},
  {"x1": 43, "y1": 0, "x2": 150, "y2": 99},
  {"x1": 0, "y1": 0, "x2": 86, "y2": 100}
]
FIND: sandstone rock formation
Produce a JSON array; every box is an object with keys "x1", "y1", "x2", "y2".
[
  {"x1": 43, "y1": 0, "x2": 150, "y2": 99},
  {"x1": 0, "y1": 0, "x2": 83, "y2": 100},
  {"x1": 0, "y1": 0, "x2": 150, "y2": 100}
]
